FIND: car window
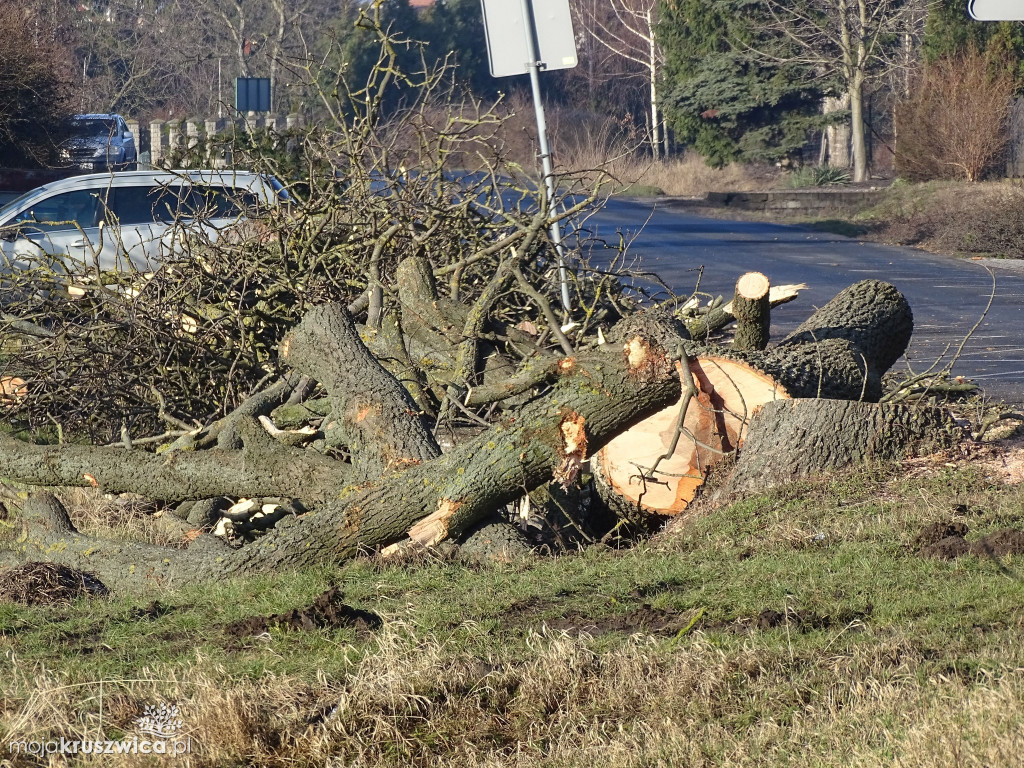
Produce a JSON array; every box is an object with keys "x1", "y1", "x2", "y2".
[
  {"x1": 108, "y1": 185, "x2": 183, "y2": 225},
  {"x1": 108, "y1": 184, "x2": 255, "y2": 225},
  {"x1": 14, "y1": 190, "x2": 102, "y2": 231},
  {"x1": 74, "y1": 118, "x2": 118, "y2": 138},
  {"x1": 184, "y1": 186, "x2": 258, "y2": 219}
]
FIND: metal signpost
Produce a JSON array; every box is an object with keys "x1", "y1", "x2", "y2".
[
  {"x1": 968, "y1": 0, "x2": 1024, "y2": 19},
  {"x1": 480, "y1": 0, "x2": 578, "y2": 311}
]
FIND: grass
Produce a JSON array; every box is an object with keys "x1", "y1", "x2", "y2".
[{"x1": 2, "y1": 457, "x2": 1024, "y2": 765}]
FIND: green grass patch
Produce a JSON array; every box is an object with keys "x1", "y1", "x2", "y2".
[{"x1": 2, "y1": 464, "x2": 1024, "y2": 765}]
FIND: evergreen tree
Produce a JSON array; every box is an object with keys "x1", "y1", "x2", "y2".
[
  {"x1": 423, "y1": 0, "x2": 497, "y2": 99},
  {"x1": 657, "y1": 0, "x2": 825, "y2": 167},
  {"x1": 922, "y1": 0, "x2": 1024, "y2": 85}
]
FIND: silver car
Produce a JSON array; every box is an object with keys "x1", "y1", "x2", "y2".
[
  {"x1": 60, "y1": 114, "x2": 138, "y2": 172},
  {"x1": 0, "y1": 170, "x2": 285, "y2": 273}
]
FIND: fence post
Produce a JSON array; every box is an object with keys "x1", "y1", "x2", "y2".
[
  {"x1": 126, "y1": 120, "x2": 141, "y2": 163},
  {"x1": 167, "y1": 121, "x2": 181, "y2": 164},
  {"x1": 149, "y1": 119, "x2": 164, "y2": 166},
  {"x1": 186, "y1": 120, "x2": 200, "y2": 150}
]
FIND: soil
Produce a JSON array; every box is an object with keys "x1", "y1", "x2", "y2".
[
  {"x1": 920, "y1": 536, "x2": 971, "y2": 559},
  {"x1": 224, "y1": 586, "x2": 382, "y2": 637},
  {"x1": 0, "y1": 562, "x2": 108, "y2": 606},
  {"x1": 916, "y1": 522, "x2": 1024, "y2": 560},
  {"x1": 971, "y1": 529, "x2": 1024, "y2": 558},
  {"x1": 915, "y1": 521, "x2": 970, "y2": 549}
]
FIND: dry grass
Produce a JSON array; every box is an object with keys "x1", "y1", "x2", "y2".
[
  {"x1": 2, "y1": 623, "x2": 1023, "y2": 767},
  {"x1": 484, "y1": 96, "x2": 780, "y2": 198},
  {"x1": 52, "y1": 488, "x2": 186, "y2": 548},
  {"x1": 559, "y1": 148, "x2": 778, "y2": 199},
  {"x1": 3, "y1": 453, "x2": 1024, "y2": 765},
  {"x1": 789, "y1": 179, "x2": 1024, "y2": 259}
]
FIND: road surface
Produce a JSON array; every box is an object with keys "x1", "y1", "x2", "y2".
[{"x1": 589, "y1": 197, "x2": 1024, "y2": 404}]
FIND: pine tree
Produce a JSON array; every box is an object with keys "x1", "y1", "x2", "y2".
[
  {"x1": 922, "y1": 0, "x2": 1024, "y2": 85},
  {"x1": 657, "y1": 0, "x2": 825, "y2": 167}
]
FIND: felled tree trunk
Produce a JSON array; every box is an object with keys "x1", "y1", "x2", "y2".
[
  {"x1": 0, "y1": 303, "x2": 687, "y2": 592},
  {"x1": 721, "y1": 399, "x2": 962, "y2": 498},
  {"x1": 595, "y1": 280, "x2": 915, "y2": 521}
]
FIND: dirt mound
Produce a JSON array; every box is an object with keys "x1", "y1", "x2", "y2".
[
  {"x1": 920, "y1": 536, "x2": 971, "y2": 559},
  {"x1": 917, "y1": 523, "x2": 1024, "y2": 560},
  {"x1": 971, "y1": 529, "x2": 1024, "y2": 558},
  {"x1": 915, "y1": 521, "x2": 969, "y2": 549},
  {"x1": 0, "y1": 562, "x2": 108, "y2": 606},
  {"x1": 225, "y1": 586, "x2": 382, "y2": 638}
]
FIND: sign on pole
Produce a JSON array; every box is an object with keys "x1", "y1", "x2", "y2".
[
  {"x1": 480, "y1": 0, "x2": 578, "y2": 78},
  {"x1": 968, "y1": 0, "x2": 1024, "y2": 20},
  {"x1": 480, "y1": 0, "x2": 577, "y2": 310},
  {"x1": 235, "y1": 78, "x2": 271, "y2": 113}
]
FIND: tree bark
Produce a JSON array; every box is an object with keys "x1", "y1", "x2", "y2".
[
  {"x1": 721, "y1": 399, "x2": 962, "y2": 498},
  {"x1": 731, "y1": 272, "x2": 771, "y2": 352},
  {"x1": 281, "y1": 303, "x2": 441, "y2": 476},
  {"x1": 1, "y1": 311, "x2": 686, "y2": 592},
  {"x1": 595, "y1": 280, "x2": 915, "y2": 519}
]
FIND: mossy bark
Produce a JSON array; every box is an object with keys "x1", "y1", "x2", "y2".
[
  {"x1": 731, "y1": 273, "x2": 770, "y2": 352},
  {"x1": 724, "y1": 399, "x2": 961, "y2": 497},
  {"x1": 1, "y1": 321, "x2": 684, "y2": 592}
]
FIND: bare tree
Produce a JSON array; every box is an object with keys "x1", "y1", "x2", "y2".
[
  {"x1": 574, "y1": 0, "x2": 665, "y2": 158},
  {"x1": 758, "y1": 0, "x2": 928, "y2": 182},
  {"x1": 896, "y1": 49, "x2": 1015, "y2": 181},
  {"x1": 0, "y1": 0, "x2": 73, "y2": 165}
]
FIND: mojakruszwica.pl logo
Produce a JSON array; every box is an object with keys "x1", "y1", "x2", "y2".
[{"x1": 8, "y1": 701, "x2": 192, "y2": 756}]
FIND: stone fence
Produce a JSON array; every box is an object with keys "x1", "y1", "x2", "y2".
[{"x1": 125, "y1": 113, "x2": 304, "y2": 167}]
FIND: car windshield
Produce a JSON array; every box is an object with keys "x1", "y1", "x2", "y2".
[{"x1": 75, "y1": 118, "x2": 118, "y2": 137}]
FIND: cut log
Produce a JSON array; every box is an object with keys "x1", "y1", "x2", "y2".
[
  {"x1": 731, "y1": 271, "x2": 770, "y2": 351},
  {"x1": 721, "y1": 399, "x2": 962, "y2": 498},
  {"x1": 595, "y1": 355, "x2": 790, "y2": 522},
  {"x1": 596, "y1": 280, "x2": 914, "y2": 520},
  {"x1": 687, "y1": 282, "x2": 806, "y2": 340},
  {"x1": 0, "y1": 306, "x2": 688, "y2": 592}
]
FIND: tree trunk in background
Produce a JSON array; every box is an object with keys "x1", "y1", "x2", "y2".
[
  {"x1": 823, "y1": 93, "x2": 852, "y2": 168},
  {"x1": 851, "y1": 72, "x2": 868, "y2": 182}
]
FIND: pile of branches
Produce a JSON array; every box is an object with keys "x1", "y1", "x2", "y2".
[
  {"x1": 0, "y1": 12, "x2": 639, "y2": 444},
  {"x1": 0, "y1": 11, "x2": 973, "y2": 596}
]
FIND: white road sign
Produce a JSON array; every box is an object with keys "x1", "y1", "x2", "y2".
[
  {"x1": 480, "y1": 0, "x2": 578, "y2": 78},
  {"x1": 968, "y1": 0, "x2": 1024, "y2": 20}
]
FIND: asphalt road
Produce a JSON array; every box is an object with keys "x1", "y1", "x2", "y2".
[{"x1": 589, "y1": 197, "x2": 1024, "y2": 404}]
